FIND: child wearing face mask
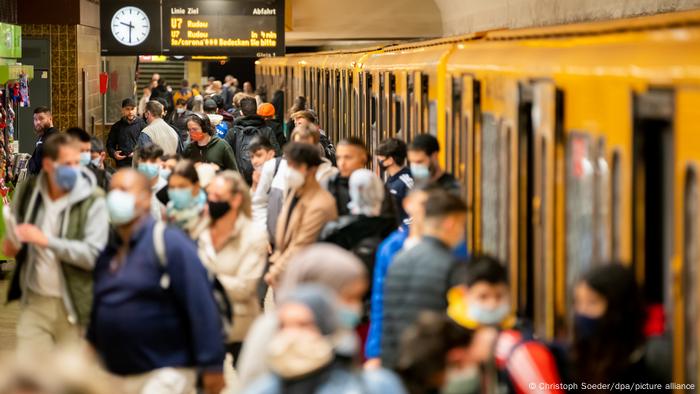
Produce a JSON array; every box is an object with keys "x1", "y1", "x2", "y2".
[{"x1": 447, "y1": 257, "x2": 565, "y2": 394}]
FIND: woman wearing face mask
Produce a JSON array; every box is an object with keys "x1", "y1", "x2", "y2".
[
  {"x1": 182, "y1": 115, "x2": 238, "y2": 171},
  {"x1": 570, "y1": 264, "x2": 667, "y2": 392},
  {"x1": 191, "y1": 170, "x2": 268, "y2": 364},
  {"x1": 237, "y1": 244, "x2": 368, "y2": 389},
  {"x1": 244, "y1": 285, "x2": 406, "y2": 394},
  {"x1": 165, "y1": 160, "x2": 206, "y2": 236}
]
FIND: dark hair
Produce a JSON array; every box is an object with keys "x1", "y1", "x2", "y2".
[
  {"x1": 424, "y1": 188, "x2": 467, "y2": 219},
  {"x1": 161, "y1": 153, "x2": 182, "y2": 162},
  {"x1": 249, "y1": 135, "x2": 275, "y2": 154},
  {"x1": 186, "y1": 114, "x2": 214, "y2": 136},
  {"x1": 65, "y1": 127, "x2": 91, "y2": 143},
  {"x1": 240, "y1": 96, "x2": 258, "y2": 117},
  {"x1": 43, "y1": 133, "x2": 77, "y2": 161},
  {"x1": 397, "y1": 311, "x2": 474, "y2": 394},
  {"x1": 377, "y1": 138, "x2": 407, "y2": 166},
  {"x1": 284, "y1": 142, "x2": 323, "y2": 168},
  {"x1": 290, "y1": 96, "x2": 307, "y2": 115},
  {"x1": 145, "y1": 101, "x2": 164, "y2": 117},
  {"x1": 338, "y1": 137, "x2": 369, "y2": 162},
  {"x1": 192, "y1": 83, "x2": 200, "y2": 89},
  {"x1": 171, "y1": 159, "x2": 199, "y2": 184},
  {"x1": 154, "y1": 97, "x2": 169, "y2": 111},
  {"x1": 181, "y1": 79, "x2": 189, "y2": 87},
  {"x1": 175, "y1": 98, "x2": 187, "y2": 106},
  {"x1": 121, "y1": 98, "x2": 136, "y2": 108},
  {"x1": 203, "y1": 98, "x2": 218, "y2": 113},
  {"x1": 572, "y1": 264, "x2": 647, "y2": 385},
  {"x1": 212, "y1": 95, "x2": 225, "y2": 109},
  {"x1": 409, "y1": 134, "x2": 440, "y2": 156},
  {"x1": 137, "y1": 143, "x2": 164, "y2": 161},
  {"x1": 465, "y1": 256, "x2": 508, "y2": 286},
  {"x1": 33, "y1": 106, "x2": 51, "y2": 115},
  {"x1": 90, "y1": 136, "x2": 105, "y2": 153}
]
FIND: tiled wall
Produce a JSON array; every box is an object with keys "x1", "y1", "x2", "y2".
[{"x1": 21, "y1": 24, "x2": 103, "y2": 134}]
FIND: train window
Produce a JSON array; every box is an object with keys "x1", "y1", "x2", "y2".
[
  {"x1": 451, "y1": 77, "x2": 463, "y2": 180},
  {"x1": 421, "y1": 74, "x2": 429, "y2": 133},
  {"x1": 566, "y1": 133, "x2": 595, "y2": 300},
  {"x1": 379, "y1": 73, "x2": 386, "y2": 141},
  {"x1": 407, "y1": 74, "x2": 415, "y2": 141},
  {"x1": 684, "y1": 167, "x2": 699, "y2": 387},
  {"x1": 595, "y1": 139, "x2": 610, "y2": 264},
  {"x1": 611, "y1": 151, "x2": 621, "y2": 260},
  {"x1": 499, "y1": 124, "x2": 511, "y2": 263},
  {"x1": 394, "y1": 96, "x2": 403, "y2": 138}
]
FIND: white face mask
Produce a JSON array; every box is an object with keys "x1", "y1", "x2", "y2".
[
  {"x1": 267, "y1": 329, "x2": 334, "y2": 379},
  {"x1": 285, "y1": 168, "x2": 306, "y2": 190}
]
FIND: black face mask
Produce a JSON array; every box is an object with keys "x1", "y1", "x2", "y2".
[{"x1": 208, "y1": 200, "x2": 231, "y2": 221}]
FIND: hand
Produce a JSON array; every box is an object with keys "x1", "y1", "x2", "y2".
[
  {"x1": 114, "y1": 150, "x2": 126, "y2": 160},
  {"x1": 2, "y1": 238, "x2": 19, "y2": 257},
  {"x1": 264, "y1": 271, "x2": 277, "y2": 287},
  {"x1": 201, "y1": 371, "x2": 225, "y2": 394},
  {"x1": 252, "y1": 170, "x2": 261, "y2": 189},
  {"x1": 267, "y1": 243, "x2": 273, "y2": 255},
  {"x1": 364, "y1": 358, "x2": 382, "y2": 370},
  {"x1": 16, "y1": 224, "x2": 48, "y2": 248}
]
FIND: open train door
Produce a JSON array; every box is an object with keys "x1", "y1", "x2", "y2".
[
  {"x1": 517, "y1": 80, "x2": 561, "y2": 340},
  {"x1": 632, "y1": 89, "x2": 675, "y2": 383}
]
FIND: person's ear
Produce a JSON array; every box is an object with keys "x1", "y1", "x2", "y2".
[
  {"x1": 231, "y1": 193, "x2": 243, "y2": 210},
  {"x1": 42, "y1": 157, "x2": 53, "y2": 173}
]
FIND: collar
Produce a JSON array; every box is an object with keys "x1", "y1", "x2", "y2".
[
  {"x1": 112, "y1": 215, "x2": 153, "y2": 250},
  {"x1": 388, "y1": 166, "x2": 411, "y2": 182}
]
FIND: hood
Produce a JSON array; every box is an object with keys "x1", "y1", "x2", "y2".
[
  {"x1": 235, "y1": 115, "x2": 265, "y2": 128},
  {"x1": 38, "y1": 167, "x2": 99, "y2": 204},
  {"x1": 207, "y1": 113, "x2": 224, "y2": 126}
]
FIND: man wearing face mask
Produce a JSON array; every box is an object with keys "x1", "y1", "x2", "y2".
[
  {"x1": 408, "y1": 134, "x2": 461, "y2": 196},
  {"x1": 141, "y1": 101, "x2": 180, "y2": 156},
  {"x1": 169, "y1": 98, "x2": 194, "y2": 146},
  {"x1": 27, "y1": 107, "x2": 59, "y2": 176},
  {"x1": 87, "y1": 169, "x2": 225, "y2": 394},
  {"x1": 264, "y1": 143, "x2": 338, "y2": 291},
  {"x1": 135, "y1": 144, "x2": 167, "y2": 221},
  {"x1": 2, "y1": 133, "x2": 109, "y2": 356},
  {"x1": 88, "y1": 137, "x2": 115, "y2": 192},
  {"x1": 107, "y1": 98, "x2": 148, "y2": 169},
  {"x1": 376, "y1": 138, "x2": 413, "y2": 222},
  {"x1": 381, "y1": 189, "x2": 467, "y2": 369}
]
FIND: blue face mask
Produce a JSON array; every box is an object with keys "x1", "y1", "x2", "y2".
[
  {"x1": 79, "y1": 152, "x2": 91, "y2": 167},
  {"x1": 574, "y1": 313, "x2": 602, "y2": 340},
  {"x1": 160, "y1": 168, "x2": 172, "y2": 180},
  {"x1": 338, "y1": 306, "x2": 362, "y2": 329},
  {"x1": 410, "y1": 163, "x2": 431, "y2": 183},
  {"x1": 168, "y1": 187, "x2": 195, "y2": 210},
  {"x1": 467, "y1": 301, "x2": 510, "y2": 326},
  {"x1": 54, "y1": 165, "x2": 79, "y2": 192},
  {"x1": 138, "y1": 162, "x2": 160, "y2": 179},
  {"x1": 90, "y1": 157, "x2": 102, "y2": 168},
  {"x1": 107, "y1": 189, "x2": 137, "y2": 225}
]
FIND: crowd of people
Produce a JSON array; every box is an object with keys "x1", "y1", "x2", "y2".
[{"x1": 0, "y1": 73, "x2": 671, "y2": 394}]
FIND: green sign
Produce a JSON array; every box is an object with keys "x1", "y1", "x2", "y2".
[{"x1": 0, "y1": 23, "x2": 21, "y2": 59}]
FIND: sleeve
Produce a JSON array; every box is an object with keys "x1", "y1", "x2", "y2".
[
  {"x1": 506, "y1": 341, "x2": 565, "y2": 394},
  {"x1": 137, "y1": 131, "x2": 152, "y2": 149},
  {"x1": 365, "y1": 237, "x2": 394, "y2": 358},
  {"x1": 106, "y1": 124, "x2": 118, "y2": 159},
  {"x1": 222, "y1": 142, "x2": 239, "y2": 171},
  {"x1": 269, "y1": 198, "x2": 338, "y2": 280},
  {"x1": 215, "y1": 229, "x2": 267, "y2": 302},
  {"x1": 167, "y1": 230, "x2": 226, "y2": 371},
  {"x1": 47, "y1": 196, "x2": 110, "y2": 270}
]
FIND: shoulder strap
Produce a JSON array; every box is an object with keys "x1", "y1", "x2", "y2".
[
  {"x1": 273, "y1": 157, "x2": 282, "y2": 177},
  {"x1": 152, "y1": 221, "x2": 170, "y2": 289}
]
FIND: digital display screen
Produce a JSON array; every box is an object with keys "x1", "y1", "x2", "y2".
[{"x1": 101, "y1": 0, "x2": 284, "y2": 57}]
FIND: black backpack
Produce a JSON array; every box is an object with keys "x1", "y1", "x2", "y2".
[{"x1": 231, "y1": 125, "x2": 263, "y2": 185}]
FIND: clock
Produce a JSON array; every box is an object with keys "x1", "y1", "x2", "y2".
[{"x1": 110, "y1": 6, "x2": 150, "y2": 46}]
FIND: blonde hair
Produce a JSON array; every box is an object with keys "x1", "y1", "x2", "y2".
[
  {"x1": 290, "y1": 123, "x2": 321, "y2": 145},
  {"x1": 232, "y1": 92, "x2": 253, "y2": 108},
  {"x1": 216, "y1": 170, "x2": 252, "y2": 218}
]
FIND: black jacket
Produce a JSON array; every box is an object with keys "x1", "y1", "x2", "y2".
[
  {"x1": 326, "y1": 174, "x2": 398, "y2": 221},
  {"x1": 167, "y1": 110, "x2": 194, "y2": 147},
  {"x1": 106, "y1": 117, "x2": 147, "y2": 168},
  {"x1": 28, "y1": 127, "x2": 58, "y2": 175},
  {"x1": 380, "y1": 237, "x2": 464, "y2": 369},
  {"x1": 265, "y1": 119, "x2": 286, "y2": 147}
]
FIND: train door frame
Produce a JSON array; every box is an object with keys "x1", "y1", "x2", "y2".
[
  {"x1": 517, "y1": 80, "x2": 561, "y2": 340},
  {"x1": 683, "y1": 165, "x2": 699, "y2": 387},
  {"x1": 632, "y1": 89, "x2": 675, "y2": 342}
]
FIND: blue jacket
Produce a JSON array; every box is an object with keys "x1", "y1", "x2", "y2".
[
  {"x1": 365, "y1": 226, "x2": 408, "y2": 359},
  {"x1": 87, "y1": 217, "x2": 225, "y2": 375},
  {"x1": 365, "y1": 231, "x2": 469, "y2": 359}
]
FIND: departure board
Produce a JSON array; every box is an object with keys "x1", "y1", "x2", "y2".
[{"x1": 162, "y1": 0, "x2": 284, "y2": 57}]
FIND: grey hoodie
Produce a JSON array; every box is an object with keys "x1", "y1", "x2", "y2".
[{"x1": 18, "y1": 168, "x2": 109, "y2": 324}]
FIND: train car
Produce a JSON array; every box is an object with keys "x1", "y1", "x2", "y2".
[{"x1": 256, "y1": 10, "x2": 700, "y2": 387}]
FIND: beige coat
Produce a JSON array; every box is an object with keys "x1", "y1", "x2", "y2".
[
  {"x1": 268, "y1": 180, "x2": 338, "y2": 283},
  {"x1": 192, "y1": 215, "x2": 268, "y2": 342}
]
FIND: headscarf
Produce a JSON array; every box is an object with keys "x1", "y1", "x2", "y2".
[
  {"x1": 279, "y1": 284, "x2": 339, "y2": 336},
  {"x1": 277, "y1": 243, "x2": 367, "y2": 300},
  {"x1": 347, "y1": 169, "x2": 384, "y2": 216}
]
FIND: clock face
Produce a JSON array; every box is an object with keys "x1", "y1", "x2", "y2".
[{"x1": 111, "y1": 6, "x2": 150, "y2": 46}]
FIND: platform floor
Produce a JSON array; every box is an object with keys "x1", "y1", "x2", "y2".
[{"x1": 0, "y1": 276, "x2": 19, "y2": 354}]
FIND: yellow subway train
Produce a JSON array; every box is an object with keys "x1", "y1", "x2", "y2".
[{"x1": 256, "y1": 10, "x2": 700, "y2": 387}]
